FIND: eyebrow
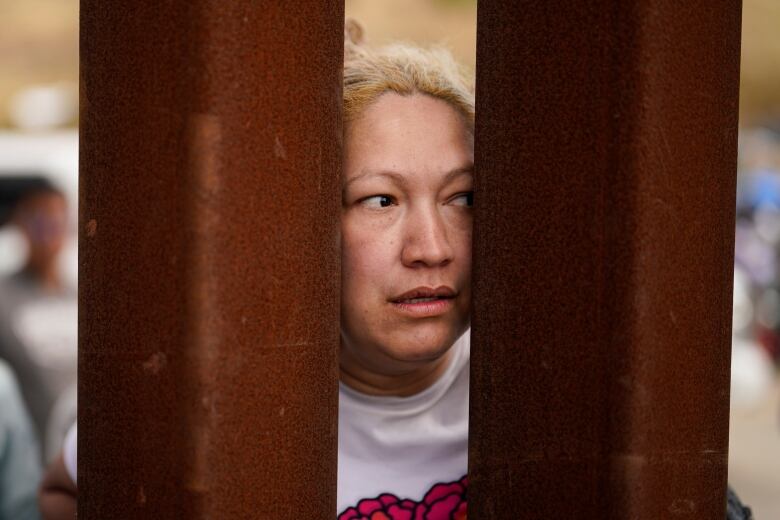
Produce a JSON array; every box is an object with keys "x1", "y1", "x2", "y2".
[{"x1": 343, "y1": 164, "x2": 474, "y2": 189}]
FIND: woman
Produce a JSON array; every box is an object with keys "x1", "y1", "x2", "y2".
[{"x1": 337, "y1": 22, "x2": 473, "y2": 519}]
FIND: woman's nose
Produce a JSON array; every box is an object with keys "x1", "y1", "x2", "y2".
[{"x1": 400, "y1": 205, "x2": 454, "y2": 268}]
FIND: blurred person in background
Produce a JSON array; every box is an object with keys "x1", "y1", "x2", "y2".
[
  {"x1": 0, "y1": 180, "x2": 77, "y2": 462},
  {"x1": 0, "y1": 358, "x2": 42, "y2": 520},
  {"x1": 730, "y1": 141, "x2": 780, "y2": 408}
]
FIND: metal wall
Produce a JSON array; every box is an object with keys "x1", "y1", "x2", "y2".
[
  {"x1": 79, "y1": 2, "x2": 343, "y2": 517},
  {"x1": 80, "y1": 0, "x2": 742, "y2": 517},
  {"x1": 469, "y1": 0, "x2": 742, "y2": 517}
]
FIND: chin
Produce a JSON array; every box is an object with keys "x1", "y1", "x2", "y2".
[{"x1": 380, "y1": 321, "x2": 464, "y2": 363}]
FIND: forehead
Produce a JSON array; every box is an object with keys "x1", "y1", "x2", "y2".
[{"x1": 345, "y1": 93, "x2": 473, "y2": 183}]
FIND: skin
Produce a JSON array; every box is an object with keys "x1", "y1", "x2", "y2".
[
  {"x1": 38, "y1": 453, "x2": 77, "y2": 520},
  {"x1": 12, "y1": 191, "x2": 68, "y2": 292},
  {"x1": 340, "y1": 92, "x2": 474, "y2": 397}
]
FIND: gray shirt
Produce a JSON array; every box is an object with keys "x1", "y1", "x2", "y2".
[
  {"x1": 0, "y1": 360, "x2": 41, "y2": 520},
  {"x1": 0, "y1": 270, "x2": 77, "y2": 449}
]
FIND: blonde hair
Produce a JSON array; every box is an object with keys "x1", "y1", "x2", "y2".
[{"x1": 343, "y1": 20, "x2": 475, "y2": 130}]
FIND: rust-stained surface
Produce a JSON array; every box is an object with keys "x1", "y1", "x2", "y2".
[
  {"x1": 79, "y1": 2, "x2": 343, "y2": 518},
  {"x1": 469, "y1": 0, "x2": 741, "y2": 517}
]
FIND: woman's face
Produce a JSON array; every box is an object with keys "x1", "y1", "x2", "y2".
[{"x1": 341, "y1": 93, "x2": 473, "y2": 374}]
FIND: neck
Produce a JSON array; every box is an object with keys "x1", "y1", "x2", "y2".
[
  {"x1": 23, "y1": 261, "x2": 62, "y2": 293},
  {"x1": 339, "y1": 344, "x2": 454, "y2": 398}
]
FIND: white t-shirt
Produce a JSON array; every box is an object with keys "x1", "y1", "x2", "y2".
[{"x1": 337, "y1": 331, "x2": 469, "y2": 519}]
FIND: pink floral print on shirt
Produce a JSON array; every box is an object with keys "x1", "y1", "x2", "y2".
[{"x1": 338, "y1": 475, "x2": 467, "y2": 520}]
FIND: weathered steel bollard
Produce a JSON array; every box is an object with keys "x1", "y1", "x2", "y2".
[
  {"x1": 81, "y1": 0, "x2": 742, "y2": 517},
  {"x1": 79, "y1": 2, "x2": 343, "y2": 517},
  {"x1": 469, "y1": 0, "x2": 741, "y2": 517}
]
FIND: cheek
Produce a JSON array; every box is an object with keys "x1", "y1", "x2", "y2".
[
  {"x1": 448, "y1": 216, "x2": 473, "y2": 273},
  {"x1": 456, "y1": 243, "x2": 473, "y2": 306},
  {"x1": 341, "y1": 221, "x2": 397, "y2": 297}
]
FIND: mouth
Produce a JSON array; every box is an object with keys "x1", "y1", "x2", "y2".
[
  {"x1": 389, "y1": 286, "x2": 457, "y2": 317},
  {"x1": 390, "y1": 286, "x2": 457, "y2": 304}
]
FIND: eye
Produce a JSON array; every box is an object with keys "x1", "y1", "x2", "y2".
[
  {"x1": 450, "y1": 191, "x2": 474, "y2": 207},
  {"x1": 360, "y1": 195, "x2": 396, "y2": 209}
]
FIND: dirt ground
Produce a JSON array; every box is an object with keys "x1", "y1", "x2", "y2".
[{"x1": 729, "y1": 377, "x2": 780, "y2": 518}]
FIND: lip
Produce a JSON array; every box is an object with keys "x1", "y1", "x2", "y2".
[
  {"x1": 389, "y1": 286, "x2": 457, "y2": 318},
  {"x1": 391, "y1": 286, "x2": 457, "y2": 301}
]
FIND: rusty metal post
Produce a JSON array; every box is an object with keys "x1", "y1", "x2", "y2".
[
  {"x1": 79, "y1": 2, "x2": 343, "y2": 518},
  {"x1": 469, "y1": 1, "x2": 741, "y2": 517}
]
